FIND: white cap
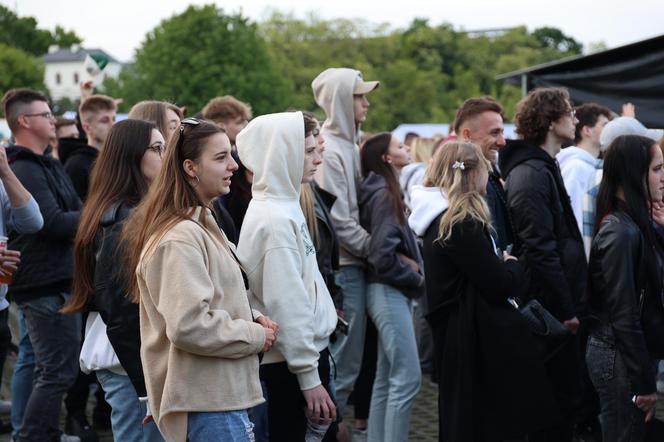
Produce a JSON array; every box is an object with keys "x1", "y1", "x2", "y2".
[{"x1": 600, "y1": 116, "x2": 664, "y2": 149}]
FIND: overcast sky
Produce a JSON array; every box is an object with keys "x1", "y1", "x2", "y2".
[{"x1": 8, "y1": 0, "x2": 663, "y2": 62}]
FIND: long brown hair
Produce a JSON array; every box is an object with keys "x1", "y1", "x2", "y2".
[
  {"x1": 128, "y1": 100, "x2": 183, "y2": 138},
  {"x1": 121, "y1": 119, "x2": 225, "y2": 303},
  {"x1": 300, "y1": 111, "x2": 320, "y2": 244},
  {"x1": 427, "y1": 141, "x2": 492, "y2": 243},
  {"x1": 62, "y1": 119, "x2": 156, "y2": 313},
  {"x1": 361, "y1": 132, "x2": 406, "y2": 224}
]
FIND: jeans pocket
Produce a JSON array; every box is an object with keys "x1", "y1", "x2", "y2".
[{"x1": 587, "y1": 338, "x2": 616, "y2": 383}]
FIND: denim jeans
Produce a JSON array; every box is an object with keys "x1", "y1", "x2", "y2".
[
  {"x1": 96, "y1": 370, "x2": 164, "y2": 442},
  {"x1": 17, "y1": 293, "x2": 81, "y2": 442},
  {"x1": 365, "y1": 283, "x2": 421, "y2": 442},
  {"x1": 586, "y1": 336, "x2": 648, "y2": 442},
  {"x1": 330, "y1": 265, "x2": 367, "y2": 415},
  {"x1": 11, "y1": 309, "x2": 35, "y2": 439},
  {"x1": 249, "y1": 381, "x2": 269, "y2": 442},
  {"x1": 187, "y1": 410, "x2": 255, "y2": 441}
]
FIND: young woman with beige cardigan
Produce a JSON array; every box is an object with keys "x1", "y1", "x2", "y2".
[{"x1": 121, "y1": 118, "x2": 277, "y2": 441}]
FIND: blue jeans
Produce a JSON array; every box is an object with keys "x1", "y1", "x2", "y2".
[
  {"x1": 17, "y1": 293, "x2": 81, "y2": 442},
  {"x1": 96, "y1": 370, "x2": 164, "y2": 442},
  {"x1": 586, "y1": 336, "x2": 648, "y2": 442},
  {"x1": 330, "y1": 266, "x2": 367, "y2": 415},
  {"x1": 366, "y1": 283, "x2": 421, "y2": 442},
  {"x1": 249, "y1": 381, "x2": 269, "y2": 442},
  {"x1": 187, "y1": 410, "x2": 255, "y2": 441},
  {"x1": 11, "y1": 309, "x2": 35, "y2": 439}
]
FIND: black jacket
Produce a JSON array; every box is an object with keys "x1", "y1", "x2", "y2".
[
  {"x1": 89, "y1": 201, "x2": 147, "y2": 397},
  {"x1": 486, "y1": 170, "x2": 514, "y2": 251},
  {"x1": 587, "y1": 209, "x2": 659, "y2": 395},
  {"x1": 422, "y1": 215, "x2": 558, "y2": 441},
  {"x1": 63, "y1": 144, "x2": 98, "y2": 200},
  {"x1": 7, "y1": 146, "x2": 82, "y2": 301},
  {"x1": 211, "y1": 198, "x2": 239, "y2": 245},
  {"x1": 499, "y1": 139, "x2": 587, "y2": 321},
  {"x1": 359, "y1": 173, "x2": 424, "y2": 298},
  {"x1": 311, "y1": 182, "x2": 342, "y2": 309}
]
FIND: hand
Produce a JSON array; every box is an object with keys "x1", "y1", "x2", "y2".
[
  {"x1": 622, "y1": 102, "x2": 636, "y2": 118},
  {"x1": 398, "y1": 253, "x2": 420, "y2": 273},
  {"x1": 651, "y1": 201, "x2": 664, "y2": 227},
  {"x1": 503, "y1": 251, "x2": 517, "y2": 262},
  {"x1": 256, "y1": 315, "x2": 279, "y2": 335},
  {"x1": 0, "y1": 147, "x2": 11, "y2": 179},
  {"x1": 142, "y1": 415, "x2": 154, "y2": 424},
  {"x1": 336, "y1": 309, "x2": 344, "y2": 319},
  {"x1": 302, "y1": 384, "x2": 336, "y2": 424},
  {"x1": 0, "y1": 250, "x2": 20, "y2": 275},
  {"x1": 80, "y1": 80, "x2": 94, "y2": 100},
  {"x1": 563, "y1": 316, "x2": 580, "y2": 334},
  {"x1": 635, "y1": 393, "x2": 657, "y2": 422},
  {"x1": 261, "y1": 326, "x2": 276, "y2": 353}
]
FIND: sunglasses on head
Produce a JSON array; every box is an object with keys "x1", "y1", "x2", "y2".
[{"x1": 177, "y1": 118, "x2": 202, "y2": 149}]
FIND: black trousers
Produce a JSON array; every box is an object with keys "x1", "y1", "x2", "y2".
[
  {"x1": 0, "y1": 308, "x2": 12, "y2": 385},
  {"x1": 353, "y1": 318, "x2": 377, "y2": 421},
  {"x1": 260, "y1": 348, "x2": 337, "y2": 441}
]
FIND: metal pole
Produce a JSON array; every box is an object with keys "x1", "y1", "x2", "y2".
[{"x1": 521, "y1": 74, "x2": 528, "y2": 96}]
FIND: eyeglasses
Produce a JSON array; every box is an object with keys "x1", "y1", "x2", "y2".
[
  {"x1": 148, "y1": 141, "x2": 166, "y2": 157},
  {"x1": 177, "y1": 117, "x2": 202, "y2": 150},
  {"x1": 568, "y1": 109, "x2": 576, "y2": 119},
  {"x1": 23, "y1": 111, "x2": 54, "y2": 120}
]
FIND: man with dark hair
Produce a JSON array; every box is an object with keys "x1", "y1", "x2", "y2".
[
  {"x1": 454, "y1": 96, "x2": 513, "y2": 249},
  {"x1": 1, "y1": 88, "x2": 82, "y2": 442},
  {"x1": 499, "y1": 87, "x2": 586, "y2": 442},
  {"x1": 63, "y1": 95, "x2": 116, "y2": 199},
  {"x1": 201, "y1": 95, "x2": 252, "y2": 145},
  {"x1": 556, "y1": 103, "x2": 611, "y2": 233}
]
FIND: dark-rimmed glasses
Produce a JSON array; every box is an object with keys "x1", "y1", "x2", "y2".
[{"x1": 23, "y1": 111, "x2": 54, "y2": 120}]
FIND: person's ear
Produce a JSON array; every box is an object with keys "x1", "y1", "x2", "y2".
[
  {"x1": 461, "y1": 127, "x2": 472, "y2": 142},
  {"x1": 182, "y1": 159, "x2": 198, "y2": 180}
]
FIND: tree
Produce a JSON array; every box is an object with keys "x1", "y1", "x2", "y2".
[
  {"x1": 114, "y1": 5, "x2": 289, "y2": 115},
  {"x1": 532, "y1": 27, "x2": 583, "y2": 55},
  {"x1": 0, "y1": 44, "x2": 46, "y2": 102},
  {"x1": 0, "y1": 5, "x2": 82, "y2": 55}
]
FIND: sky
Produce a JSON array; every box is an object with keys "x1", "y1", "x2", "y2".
[{"x1": 7, "y1": 0, "x2": 664, "y2": 62}]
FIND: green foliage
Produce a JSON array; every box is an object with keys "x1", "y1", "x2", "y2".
[
  {"x1": 0, "y1": 5, "x2": 82, "y2": 56},
  {"x1": 113, "y1": 5, "x2": 289, "y2": 115},
  {"x1": 107, "y1": 6, "x2": 582, "y2": 129},
  {"x1": 0, "y1": 43, "x2": 46, "y2": 97}
]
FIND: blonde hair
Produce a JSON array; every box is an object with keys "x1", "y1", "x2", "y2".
[
  {"x1": 128, "y1": 100, "x2": 183, "y2": 137},
  {"x1": 409, "y1": 137, "x2": 437, "y2": 163},
  {"x1": 299, "y1": 184, "x2": 319, "y2": 247},
  {"x1": 426, "y1": 141, "x2": 492, "y2": 242}
]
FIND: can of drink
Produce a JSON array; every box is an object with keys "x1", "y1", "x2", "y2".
[{"x1": 0, "y1": 236, "x2": 12, "y2": 284}]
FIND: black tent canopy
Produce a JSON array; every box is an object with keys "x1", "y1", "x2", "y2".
[{"x1": 497, "y1": 34, "x2": 664, "y2": 128}]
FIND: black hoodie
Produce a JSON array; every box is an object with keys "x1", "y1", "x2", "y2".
[
  {"x1": 499, "y1": 139, "x2": 587, "y2": 321},
  {"x1": 62, "y1": 142, "x2": 98, "y2": 200},
  {"x1": 7, "y1": 146, "x2": 82, "y2": 301}
]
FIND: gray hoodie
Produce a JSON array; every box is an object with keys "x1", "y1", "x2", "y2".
[{"x1": 312, "y1": 68, "x2": 370, "y2": 266}]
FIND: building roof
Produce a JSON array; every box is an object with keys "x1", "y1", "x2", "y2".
[{"x1": 43, "y1": 46, "x2": 120, "y2": 64}]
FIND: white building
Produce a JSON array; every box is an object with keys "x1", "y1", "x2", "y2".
[{"x1": 43, "y1": 45, "x2": 123, "y2": 101}]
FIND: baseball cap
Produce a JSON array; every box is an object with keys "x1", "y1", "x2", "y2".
[
  {"x1": 600, "y1": 116, "x2": 664, "y2": 149},
  {"x1": 353, "y1": 74, "x2": 380, "y2": 95}
]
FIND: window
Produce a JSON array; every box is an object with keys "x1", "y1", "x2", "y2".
[
  {"x1": 55, "y1": 73, "x2": 61, "y2": 85},
  {"x1": 73, "y1": 73, "x2": 79, "y2": 84}
]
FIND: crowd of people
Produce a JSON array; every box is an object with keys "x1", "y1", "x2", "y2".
[{"x1": 0, "y1": 65, "x2": 661, "y2": 442}]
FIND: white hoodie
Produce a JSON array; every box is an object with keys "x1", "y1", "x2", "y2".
[
  {"x1": 556, "y1": 146, "x2": 601, "y2": 234},
  {"x1": 236, "y1": 112, "x2": 337, "y2": 391},
  {"x1": 408, "y1": 185, "x2": 449, "y2": 237}
]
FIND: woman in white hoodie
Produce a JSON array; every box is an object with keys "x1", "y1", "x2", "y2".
[{"x1": 236, "y1": 111, "x2": 338, "y2": 440}]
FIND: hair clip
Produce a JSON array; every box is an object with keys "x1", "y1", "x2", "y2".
[{"x1": 452, "y1": 161, "x2": 465, "y2": 170}]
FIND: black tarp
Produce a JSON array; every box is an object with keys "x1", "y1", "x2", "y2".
[{"x1": 497, "y1": 34, "x2": 664, "y2": 128}]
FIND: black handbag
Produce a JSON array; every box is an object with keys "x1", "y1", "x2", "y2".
[{"x1": 510, "y1": 298, "x2": 570, "y2": 361}]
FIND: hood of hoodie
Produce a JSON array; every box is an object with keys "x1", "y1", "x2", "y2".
[
  {"x1": 358, "y1": 172, "x2": 388, "y2": 206},
  {"x1": 312, "y1": 68, "x2": 364, "y2": 144},
  {"x1": 556, "y1": 146, "x2": 598, "y2": 170},
  {"x1": 236, "y1": 112, "x2": 304, "y2": 201},
  {"x1": 498, "y1": 139, "x2": 556, "y2": 179},
  {"x1": 408, "y1": 185, "x2": 450, "y2": 236}
]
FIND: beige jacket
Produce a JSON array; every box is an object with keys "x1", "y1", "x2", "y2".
[{"x1": 137, "y1": 207, "x2": 266, "y2": 441}]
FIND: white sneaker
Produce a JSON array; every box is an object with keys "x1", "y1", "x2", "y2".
[{"x1": 60, "y1": 434, "x2": 81, "y2": 442}]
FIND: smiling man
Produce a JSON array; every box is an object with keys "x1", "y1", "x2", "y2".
[{"x1": 454, "y1": 96, "x2": 513, "y2": 249}]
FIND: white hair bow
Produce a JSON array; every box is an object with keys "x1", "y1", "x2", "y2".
[{"x1": 452, "y1": 161, "x2": 465, "y2": 170}]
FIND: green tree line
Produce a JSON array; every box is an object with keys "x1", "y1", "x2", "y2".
[{"x1": 2, "y1": 4, "x2": 583, "y2": 131}]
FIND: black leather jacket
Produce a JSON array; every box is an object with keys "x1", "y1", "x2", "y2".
[
  {"x1": 312, "y1": 182, "x2": 343, "y2": 309},
  {"x1": 587, "y1": 210, "x2": 659, "y2": 395},
  {"x1": 89, "y1": 201, "x2": 147, "y2": 397},
  {"x1": 499, "y1": 140, "x2": 587, "y2": 321}
]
